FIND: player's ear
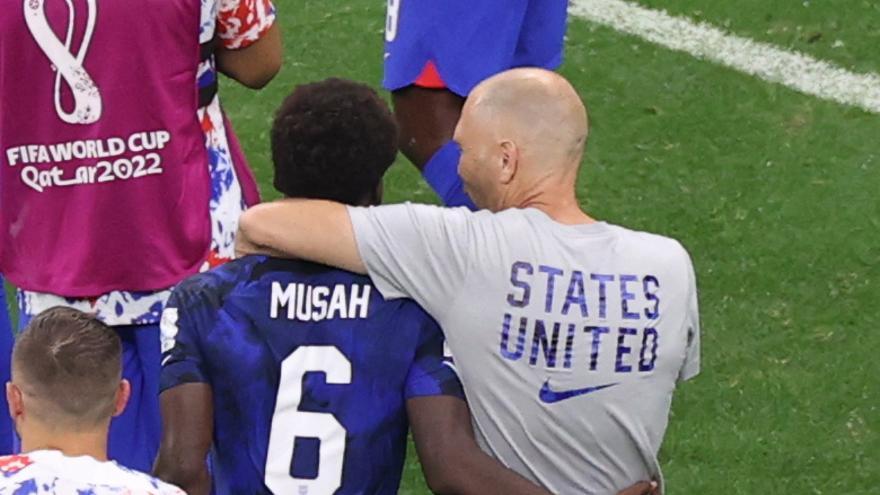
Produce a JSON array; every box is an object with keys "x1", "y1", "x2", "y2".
[
  {"x1": 6, "y1": 382, "x2": 23, "y2": 420},
  {"x1": 113, "y1": 379, "x2": 132, "y2": 417},
  {"x1": 499, "y1": 140, "x2": 518, "y2": 185}
]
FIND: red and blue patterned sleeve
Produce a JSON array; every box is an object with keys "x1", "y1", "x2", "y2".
[
  {"x1": 217, "y1": 0, "x2": 277, "y2": 50},
  {"x1": 159, "y1": 276, "x2": 220, "y2": 392},
  {"x1": 402, "y1": 305, "x2": 465, "y2": 400}
]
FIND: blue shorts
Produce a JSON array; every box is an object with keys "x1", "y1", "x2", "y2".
[
  {"x1": 14, "y1": 315, "x2": 161, "y2": 472},
  {"x1": 109, "y1": 323, "x2": 162, "y2": 472},
  {"x1": 383, "y1": 0, "x2": 568, "y2": 97}
]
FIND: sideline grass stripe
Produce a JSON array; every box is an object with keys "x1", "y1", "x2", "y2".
[{"x1": 569, "y1": 0, "x2": 880, "y2": 114}]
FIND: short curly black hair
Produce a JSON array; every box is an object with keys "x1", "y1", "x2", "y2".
[{"x1": 271, "y1": 78, "x2": 399, "y2": 204}]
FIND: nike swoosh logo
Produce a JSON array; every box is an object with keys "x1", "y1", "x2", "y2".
[{"x1": 539, "y1": 380, "x2": 619, "y2": 404}]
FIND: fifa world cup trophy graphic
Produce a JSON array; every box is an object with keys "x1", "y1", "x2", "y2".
[{"x1": 23, "y1": 0, "x2": 102, "y2": 125}]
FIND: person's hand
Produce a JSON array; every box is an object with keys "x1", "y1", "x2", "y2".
[
  {"x1": 616, "y1": 480, "x2": 659, "y2": 495},
  {"x1": 234, "y1": 210, "x2": 289, "y2": 259}
]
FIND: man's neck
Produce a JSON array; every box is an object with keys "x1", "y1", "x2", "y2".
[
  {"x1": 20, "y1": 424, "x2": 110, "y2": 461},
  {"x1": 516, "y1": 187, "x2": 594, "y2": 225}
]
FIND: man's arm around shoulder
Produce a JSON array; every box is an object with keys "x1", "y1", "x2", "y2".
[{"x1": 237, "y1": 199, "x2": 366, "y2": 273}]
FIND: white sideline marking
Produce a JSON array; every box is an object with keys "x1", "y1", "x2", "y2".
[{"x1": 569, "y1": 0, "x2": 880, "y2": 114}]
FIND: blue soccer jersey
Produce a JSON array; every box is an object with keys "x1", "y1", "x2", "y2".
[{"x1": 160, "y1": 256, "x2": 463, "y2": 495}]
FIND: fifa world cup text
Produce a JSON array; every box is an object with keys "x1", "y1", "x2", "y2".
[{"x1": 4, "y1": 130, "x2": 172, "y2": 192}]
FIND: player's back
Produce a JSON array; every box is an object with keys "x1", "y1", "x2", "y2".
[
  {"x1": 446, "y1": 208, "x2": 700, "y2": 493},
  {"x1": 351, "y1": 205, "x2": 700, "y2": 494},
  {"x1": 160, "y1": 256, "x2": 457, "y2": 495}
]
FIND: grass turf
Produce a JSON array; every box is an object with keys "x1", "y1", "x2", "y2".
[{"x1": 188, "y1": 1, "x2": 878, "y2": 493}]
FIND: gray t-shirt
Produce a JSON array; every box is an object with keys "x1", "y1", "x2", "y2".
[{"x1": 349, "y1": 204, "x2": 700, "y2": 494}]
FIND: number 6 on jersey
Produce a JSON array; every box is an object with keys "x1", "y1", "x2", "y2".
[{"x1": 265, "y1": 346, "x2": 351, "y2": 494}]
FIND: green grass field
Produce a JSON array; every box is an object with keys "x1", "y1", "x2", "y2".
[{"x1": 218, "y1": 1, "x2": 879, "y2": 493}]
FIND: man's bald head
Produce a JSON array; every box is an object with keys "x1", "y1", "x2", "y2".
[
  {"x1": 469, "y1": 68, "x2": 588, "y2": 165},
  {"x1": 454, "y1": 68, "x2": 590, "y2": 211}
]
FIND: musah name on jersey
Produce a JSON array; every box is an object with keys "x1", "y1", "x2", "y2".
[{"x1": 270, "y1": 282, "x2": 371, "y2": 322}]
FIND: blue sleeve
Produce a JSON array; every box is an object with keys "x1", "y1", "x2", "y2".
[
  {"x1": 403, "y1": 305, "x2": 465, "y2": 400},
  {"x1": 159, "y1": 276, "x2": 219, "y2": 392},
  {"x1": 422, "y1": 141, "x2": 477, "y2": 210}
]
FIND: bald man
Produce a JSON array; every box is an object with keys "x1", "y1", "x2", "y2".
[{"x1": 236, "y1": 68, "x2": 700, "y2": 494}]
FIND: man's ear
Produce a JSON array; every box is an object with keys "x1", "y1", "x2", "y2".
[
  {"x1": 113, "y1": 379, "x2": 131, "y2": 418},
  {"x1": 7, "y1": 382, "x2": 23, "y2": 421},
  {"x1": 498, "y1": 140, "x2": 519, "y2": 185}
]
